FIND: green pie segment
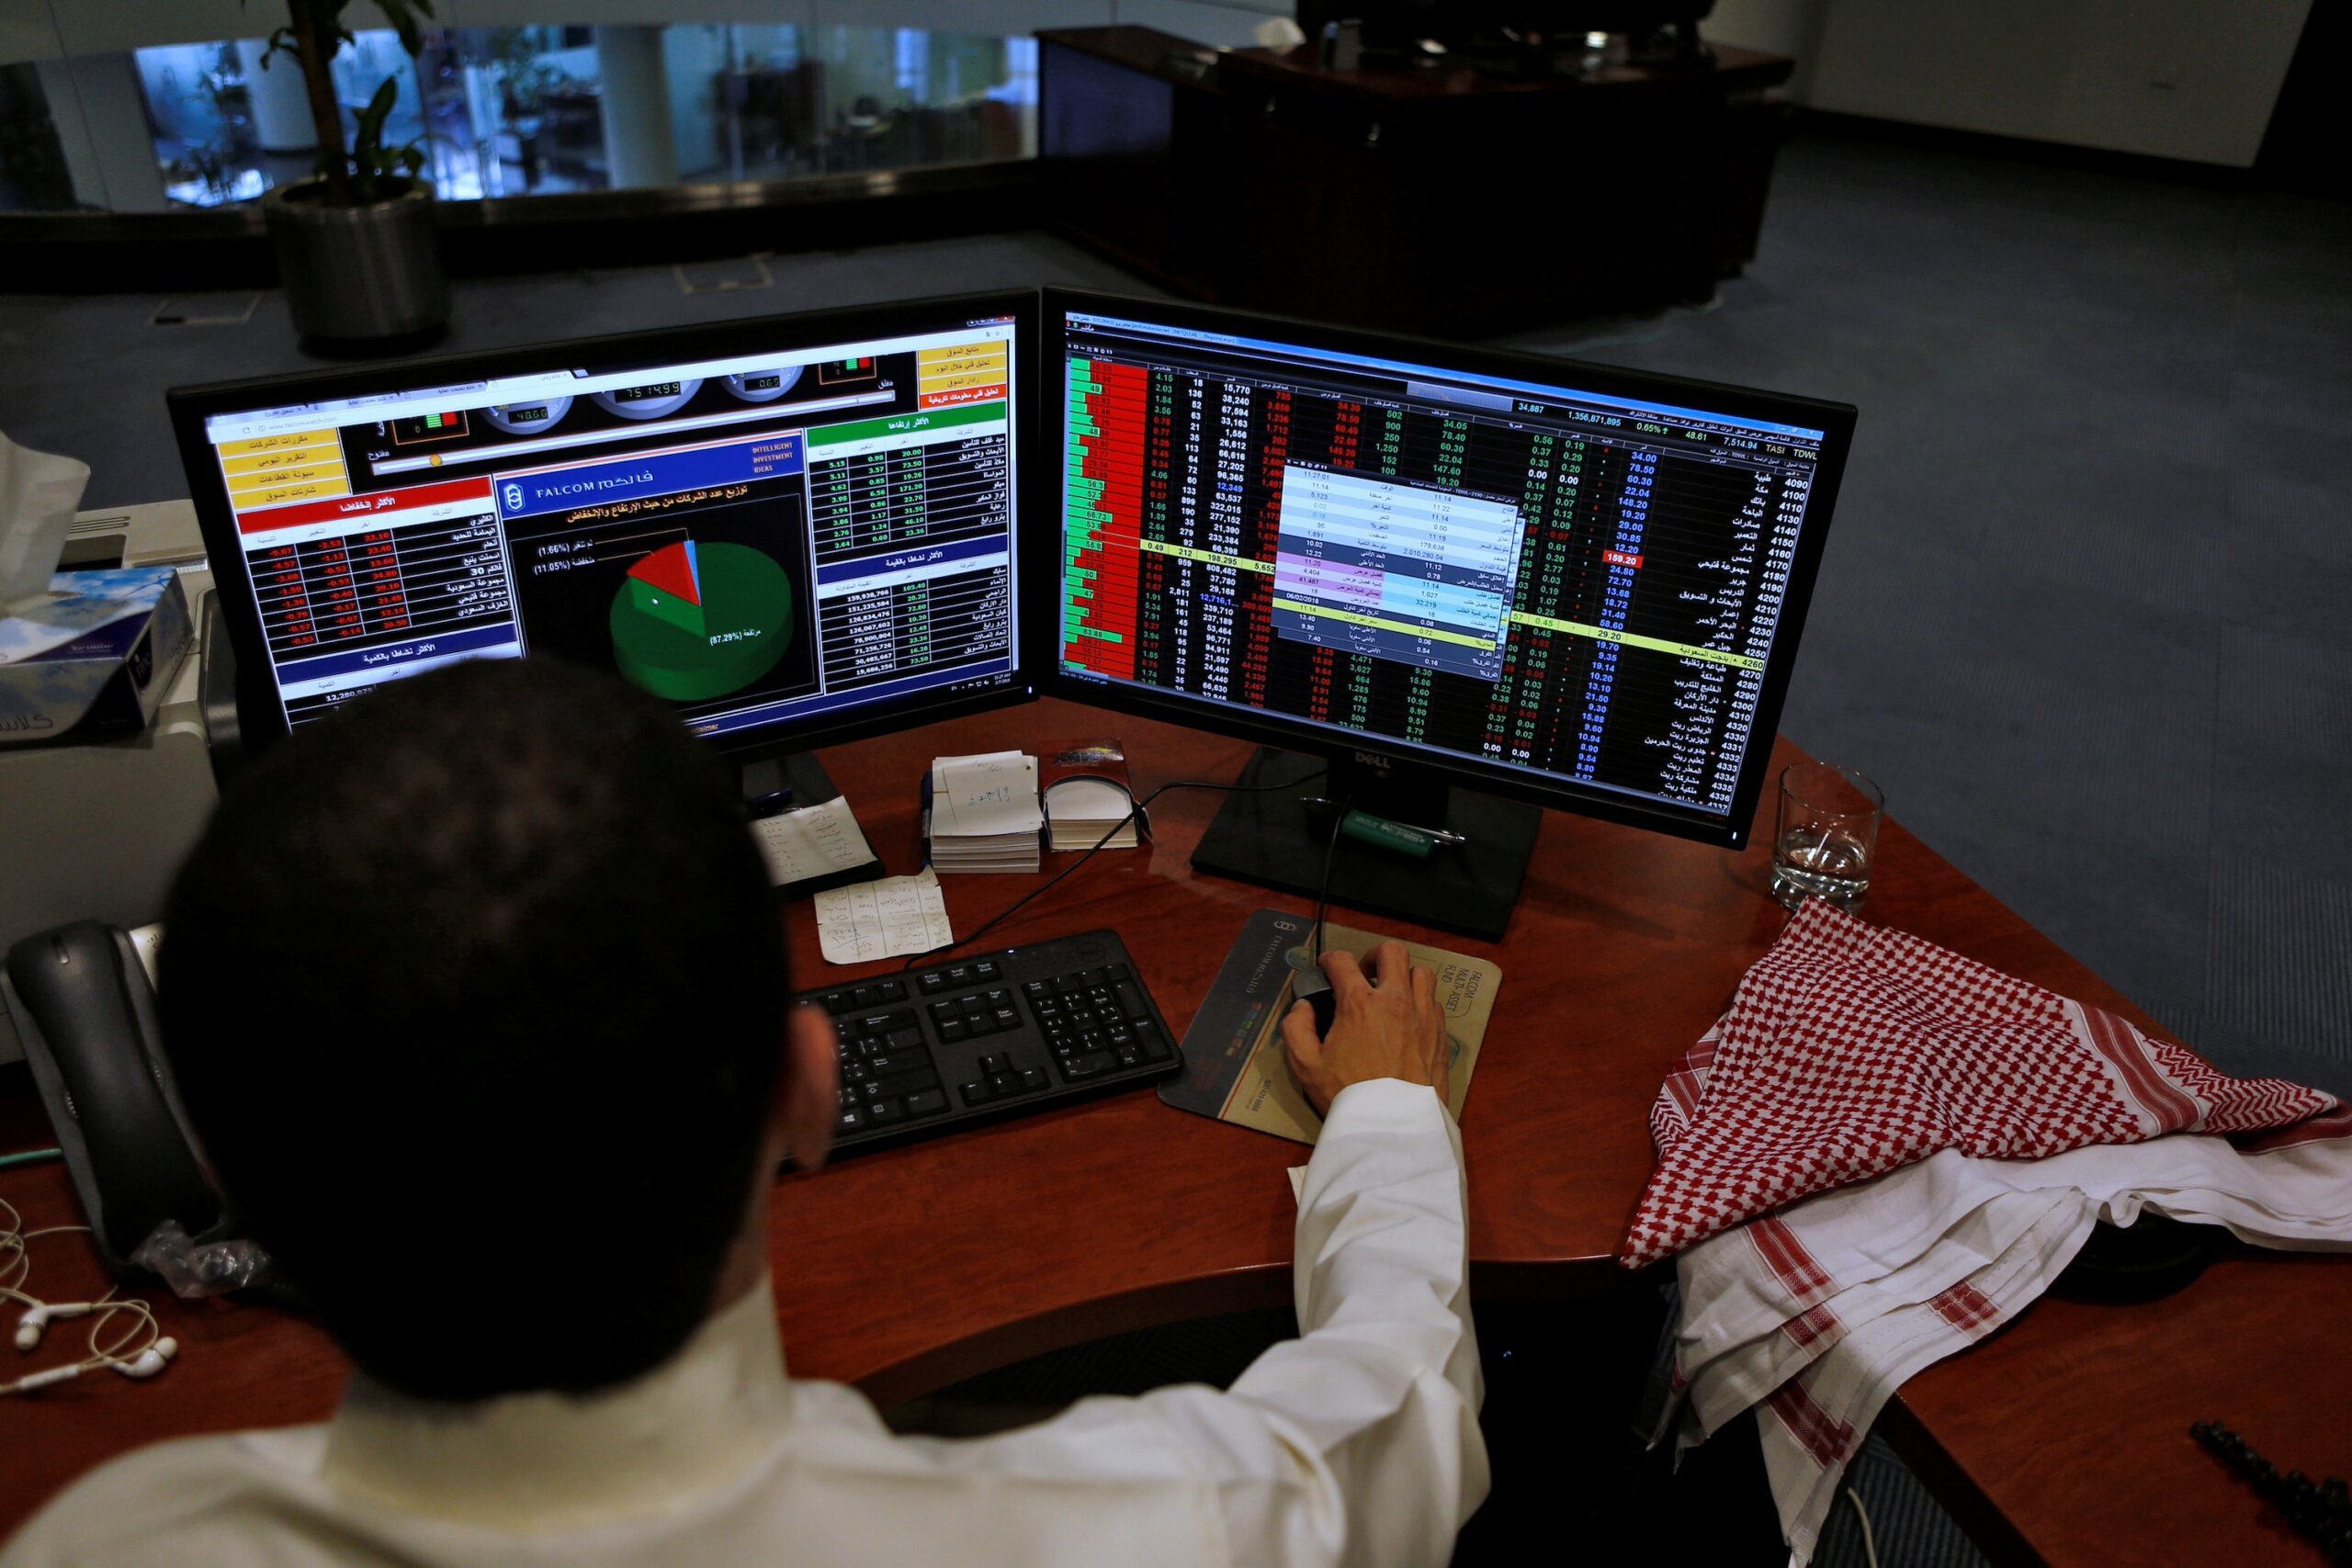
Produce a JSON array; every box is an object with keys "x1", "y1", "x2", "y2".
[
  {"x1": 608, "y1": 539, "x2": 793, "y2": 702},
  {"x1": 628, "y1": 570, "x2": 706, "y2": 638}
]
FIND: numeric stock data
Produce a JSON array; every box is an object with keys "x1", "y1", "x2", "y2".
[{"x1": 1059, "y1": 314, "x2": 1827, "y2": 819}]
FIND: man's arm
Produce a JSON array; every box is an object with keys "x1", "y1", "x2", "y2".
[
  {"x1": 931, "y1": 943, "x2": 1486, "y2": 1568},
  {"x1": 1167, "y1": 941, "x2": 1482, "y2": 1565},
  {"x1": 1168, "y1": 1076, "x2": 1483, "y2": 1568}
]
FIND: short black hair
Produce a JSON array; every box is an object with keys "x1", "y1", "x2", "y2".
[{"x1": 161, "y1": 658, "x2": 786, "y2": 1403}]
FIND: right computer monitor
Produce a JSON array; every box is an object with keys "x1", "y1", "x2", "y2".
[{"x1": 1042, "y1": 290, "x2": 1855, "y2": 937}]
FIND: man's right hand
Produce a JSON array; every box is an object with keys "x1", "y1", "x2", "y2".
[{"x1": 1280, "y1": 940, "x2": 1448, "y2": 1117}]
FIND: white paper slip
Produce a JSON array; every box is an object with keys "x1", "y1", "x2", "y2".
[
  {"x1": 933, "y1": 750, "x2": 1042, "y2": 837},
  {"x1": 813, "y1": 867, "x2": 953, "y2": 964},
  {"x1": 752, "y1": 795, "x2": 876, "y2": 886},
  {"x1": 1288, "y1": 1166, "x2": 1307, "y2": 1205},
  {"x1": 1045, "y1": 775, "x2": 1132, "y2": 821}
]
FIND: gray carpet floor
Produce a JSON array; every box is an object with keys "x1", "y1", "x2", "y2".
[
  {"x1": 1500, "y1": 131, "x2": 2352, "y2": 1102},
  {"x1": 3, "y1": 126, "x2": 2346, "y2": 1566}
]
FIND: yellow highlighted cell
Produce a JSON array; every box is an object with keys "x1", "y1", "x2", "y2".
[
  {"x1": 1272, "y1": 596, "x2": 1493, "y2": 650},
  {"x1": 1138, "y1": 539, "x2": 1274, "y2": 574},
  {"x1": 216, "y1": 428, "x2": 335, "y2": 457},
  {"x1": 1508, "y1": 611, "x2": 1765, "y2": 670},
  {"x1": 220, "y1": 439, "x2": 342, "y2": 477},
  {"x1": 233, "y1": 478, "x2": 350, "y2": 511},
  {"x1": 919, "y1": 343, "x2": 1008, "y2": 369},
  {"x1": 922, "y1": 368, "x2": 1007, "y2": 393},
  {"x1": 228, "y1": 457, "x2": 345, "y2": 493}
]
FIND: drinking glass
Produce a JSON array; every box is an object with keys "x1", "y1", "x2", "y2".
[{"x1": 1771, "y1": 762, "x2": 1883, "y2": 910}]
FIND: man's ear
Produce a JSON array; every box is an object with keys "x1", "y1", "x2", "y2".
[{"x1": 780, "y1": 1003, "x2": 840, "y2": 1171}]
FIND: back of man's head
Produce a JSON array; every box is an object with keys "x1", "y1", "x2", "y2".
[{"x1": 161, "y1": 658, "x2": 786, "y2": 1404}]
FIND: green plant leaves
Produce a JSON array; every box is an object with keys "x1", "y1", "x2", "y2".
[{"x1": 245, "y1": 0, "x2": 438, "y2": 206}]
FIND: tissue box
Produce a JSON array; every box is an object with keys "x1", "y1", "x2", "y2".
[{"x1": 0, "y1": 568, "x2": 193, "y2": 745}]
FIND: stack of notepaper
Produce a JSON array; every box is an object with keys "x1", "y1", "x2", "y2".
[
  {"x1": 1044, "y1": 778, "x2": 1140, "y2": 852},
  {"x1": 1041, "y1": 739, "x2": 1140, "y2": 852},
  {"x1": 927, "y1": 750, "x2": 1042, "y2": 874}
]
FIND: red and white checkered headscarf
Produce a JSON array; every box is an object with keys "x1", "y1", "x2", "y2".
[{"x1": 1622, "y1": 900, "x2": 2338, "y2": 1269}]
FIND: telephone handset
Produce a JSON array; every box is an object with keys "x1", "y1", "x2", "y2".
[{"x1": 2, "y1": 921, "x2": 225, "y2": 1277}]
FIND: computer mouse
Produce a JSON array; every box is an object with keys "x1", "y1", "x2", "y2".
[{"x1": 1291, "y1": 966, "x2": 1338, "y2": 1037}]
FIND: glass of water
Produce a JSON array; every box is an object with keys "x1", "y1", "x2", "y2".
[{"x1": 1772, "y1": 762, "x2": 1883, "y2": 911}]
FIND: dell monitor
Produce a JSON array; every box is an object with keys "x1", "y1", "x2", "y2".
[
  {"x1": 169, "y1": 292, "x2": 1035, "y2": 780},
  {"x1": 1043, "y1": 290, "x2": 1854, "y2": 939}
]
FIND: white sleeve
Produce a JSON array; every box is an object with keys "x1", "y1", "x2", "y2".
[{"x1": 1072, "y1": 1078, "x2": 1487, "y2": 1568}]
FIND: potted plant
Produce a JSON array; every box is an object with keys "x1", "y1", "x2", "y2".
[{"x1": 253, "y1": 0, "x2": 447, "y2": 346}]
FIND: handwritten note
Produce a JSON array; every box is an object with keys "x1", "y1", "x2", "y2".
[
  {"x1": 812, "y1": 867, "x2": 954, "y2": 964},
  {"x1": 752, "y1": 795, "x2": 876, "y2": 886},
  {"x1": 932, "y1": 750, "x2": 1042, "y2": 836}
]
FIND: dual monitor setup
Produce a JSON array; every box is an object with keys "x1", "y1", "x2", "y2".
[{"x1": 169, "y1": 290, "x2": 1855, "y2": 942}]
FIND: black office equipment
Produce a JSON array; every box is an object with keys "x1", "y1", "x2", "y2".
[
  {"x1": 166, "y1": 292, "x2": 1038, "y2": 769},
  {"x1": 1, "y1": 923, "x2": 223, "y2": 1276},
  {"x1": 1295, "y1": 1, "x2": 1721, "y2": 69},
  {"x1": 1042, "y1": 291, "x2": 1855, "y2": 939},
  {"x1": 1289, "y1": 962, "x2": 1339, "y2": 1038},
  {"x1": 130, "y1": 289, "x2": 1857, "y2": 1161},
  {"x1": 800, "y1": 931, "x2": 1182, "y2": 1156}
]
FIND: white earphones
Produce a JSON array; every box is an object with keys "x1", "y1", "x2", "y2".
[
  {"x1": 113, "y1": 1337, "x2": 180, "y2": 1380},
  {"x1": 15, "y1": 1299, "x2": 100, "y2": 1350},
  {"x1": 1, "y1": 1198, "x2": 179, "y2": 1395}
]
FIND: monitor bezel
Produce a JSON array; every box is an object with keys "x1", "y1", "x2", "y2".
[
  {"x1": 169, "y1": 289, "x2": 1041, "y2": 761},
  {"x1": 1035, "y1": 288, "x2": 1858, "y2": 851}
]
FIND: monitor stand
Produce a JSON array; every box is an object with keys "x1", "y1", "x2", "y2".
[
  {"x1": 1190, "y1": 748, "x2": 1541, "y2": 943},
  {"x1": 739, "y1": 750, "x2": 842, "y2": 817}
]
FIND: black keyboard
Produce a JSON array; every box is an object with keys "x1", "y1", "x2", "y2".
[{"x1": 799, "y1": 930, "x2": 1182, "y2": 1155}]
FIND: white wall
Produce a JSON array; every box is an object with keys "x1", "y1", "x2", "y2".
[
  {"x1": 0, "y1": 0, "x2": 60, "y2": 62},
  {"x1": 47, "y1": 51, "x2": 169, "y2": 209},
  {"x1": 1804, "y1": 0, "x2": 2312, "y2": 167},
  {"x1": 662, "y1": 22, "x2": 729, "y2": 178},
  {"x1": 43, "y1": 2, "x2": 407, "y2": 55},
  {"x1": 233, "y1": 37, "x2": 318, "y2": 151},
  {"x1": 1704, "y1": 0, "x2": 1826, "y2": 60},
  {"x1": 1109, "y1": 0, "x2": 1283, "y2": 51},
  {"x1": 595, "y1": 25, "x2": 678, "y2": 186},
  {"x1": 1702, "y1": 0, "x2": 1828, "y2": 94}
]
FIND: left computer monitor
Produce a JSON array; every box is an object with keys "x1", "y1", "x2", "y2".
[{"x1": 170, "y1": 291, "x2": 1035, "y2": 755}]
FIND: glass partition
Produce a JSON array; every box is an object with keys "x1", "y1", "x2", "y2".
[{"x1": 0, "y1": 1, "x2": 1134, "y2": 215}]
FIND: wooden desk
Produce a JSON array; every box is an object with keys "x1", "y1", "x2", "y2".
[{"x1": 2, "y1": 697, "x2": 2344, "y2": 1562}]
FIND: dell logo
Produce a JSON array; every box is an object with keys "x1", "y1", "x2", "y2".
[{"x1": 1352, "y1": 750, "x2": 1396, "y2": 774}]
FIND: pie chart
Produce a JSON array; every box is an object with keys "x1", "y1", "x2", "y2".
[{"x1": 608, "y1": 538, "x2": 794, "y2": 702}]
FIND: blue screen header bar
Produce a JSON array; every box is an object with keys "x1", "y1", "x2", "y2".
[{"x1": 1065, "y1": 311, "x2": 1828, "y2": 441}]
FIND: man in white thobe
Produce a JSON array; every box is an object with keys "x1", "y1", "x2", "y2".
[{"x1": 2, "y1": 659, "x2": 1485, "y2": 1568}]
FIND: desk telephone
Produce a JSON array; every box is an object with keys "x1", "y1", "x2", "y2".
[{"x1": 2, "y1": 921, "x2": 227, "y2": 1277}]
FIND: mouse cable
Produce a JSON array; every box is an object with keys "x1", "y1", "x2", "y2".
[
  {"x1": 899, "y1": 766, "x2": 1329, "y2": 971},
  {"x1": 0, "y1": 1150, "x2": 62, "y2": 1172},
  {"x1": 1308, "y1": 793, "x2": 1351, "y2": 969}
]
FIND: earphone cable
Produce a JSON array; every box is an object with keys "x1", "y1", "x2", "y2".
[{"x1": 0, "y1": 1200, "x2": 164, "y2": 1388}]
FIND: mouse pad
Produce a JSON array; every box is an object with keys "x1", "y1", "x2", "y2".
[{"x1": 1159, "y1": 908, "x2": 1499, "y2": 1145}]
